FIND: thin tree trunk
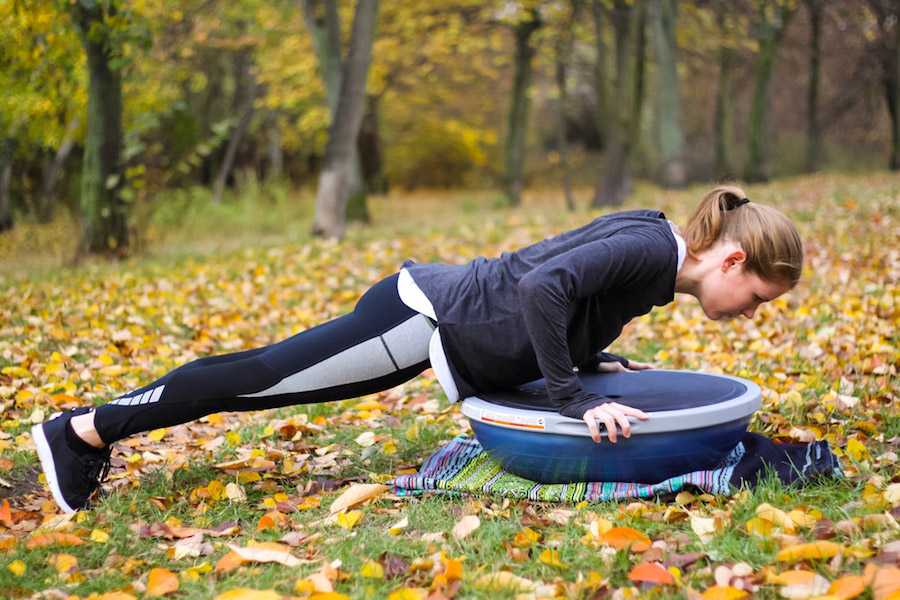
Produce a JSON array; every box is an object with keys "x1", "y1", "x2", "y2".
[
  {"x1": 556, "y1": 0, "x2": 581, "y2": 212},
  {"x1": 0, "y1": 139, "x2": 14, "y2": 233},
  {"x1": 804, "y1": 0, "x2": 823, "y2": 172},
  {"x1": 72, "y1": 3, "x2": 127, "y2": 256},
  {"x1": 713, "y1": 2, "x2": 736, "y2": 180},
  {"x1": 301, "y1": 0, "x2": 369, "y2": 223},
  {"x1": 213, "y1": 47, "x2": 256, "y2": 204},
  {"x1": 357, "y1": 93, "x2": 387, "y2": 195},
  {"x1": 745, "y1": 1, "x2": 795, "y2": 183},
  {"x1": 503, "y1": 10, "x2": 542, "y2": 206},
  {"x1": 266, "y1": 111, "x2": 284, "y2": 181},
  {"x1": 593, "y1": 0, "x2": 644, "y2": 207},
  {"x1": 592, "y1": 0, "x2": 610, "y2": 150},
  {"x1": 311, "y1": 0, "x2": 379, "y2": 239},
  {"x1": 893, "y1": 5, "x2": 900, "y2": 170},
  {"x1": 37, "y1": 117, "x2": 80, "y2": 223},
  {"x1": 650, "y1": 0, "x2": 686, "y2": 187}
]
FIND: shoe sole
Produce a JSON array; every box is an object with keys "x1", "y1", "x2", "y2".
[{"x1": 30, "y1": 423, "x2": 78, "y2": 514}]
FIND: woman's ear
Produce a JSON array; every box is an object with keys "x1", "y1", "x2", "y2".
[{"x1": 721, "y1": 248, "x2": 747, "y2": 272}]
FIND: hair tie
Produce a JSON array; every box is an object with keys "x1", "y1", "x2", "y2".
[{"x1": 726, "y1": 197, "x2": 750, "y2": 211}]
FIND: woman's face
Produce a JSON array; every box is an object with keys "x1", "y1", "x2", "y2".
[{"x1": 697, "y1": 245, "x2": 791, "y2": 321}]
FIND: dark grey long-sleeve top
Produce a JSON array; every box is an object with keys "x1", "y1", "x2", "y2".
[{"x1": 401, "y1": 209, "x2": 679, "y2": 412}]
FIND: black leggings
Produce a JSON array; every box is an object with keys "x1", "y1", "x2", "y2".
[{"x1": 92, "y1": 272, "x2": 435, "y2": 444}]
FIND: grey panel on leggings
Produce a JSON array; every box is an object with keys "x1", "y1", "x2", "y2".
[
  {"x1": 238, "y1": 337, "x2": 398, "y2": 398},
  {"x1": 380, "y1": 314, "x2": 434, "y2": 369}
]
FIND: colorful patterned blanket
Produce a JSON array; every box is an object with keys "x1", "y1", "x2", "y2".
[{"x1": 390, "y1": 435, "x2": 744, "y2": 503}]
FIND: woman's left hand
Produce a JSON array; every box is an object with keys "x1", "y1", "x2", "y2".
[{"x1": 596, "y1": 359, "x2": 655, "y2": 373}]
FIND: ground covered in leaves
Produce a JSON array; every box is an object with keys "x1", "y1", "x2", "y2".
[{"x1": 0, "y1": 173, "x2": 897, "y2": 599}]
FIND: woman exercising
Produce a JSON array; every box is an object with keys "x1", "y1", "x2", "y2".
[{"x1": 32, "y1": 185, "x2": 802, "y2": 513}]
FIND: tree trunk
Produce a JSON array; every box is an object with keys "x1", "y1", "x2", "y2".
[
  {"x1": 556, "y1": 0, "x2": 581, "y2": 212},
  {"x1": 37, "y1": 117, "x2": 80, "y2": 223},
  {"x1": 593, "y1": 0, "x2": 644, "y2": 207},
  {"x1": 310, "y1": 0, "x2": 379, "y2": 239},
  {"x1": 266, "y1": 111, "x2": 284, "y2": 182},
  {"x1": 0, "y1": 139, "x2": 14, "y2": 233},
  {"x1": 713, "y1": 2, "x2": 736, "y2": 180},
  {"x1": 503, "y1": 10, "x2": 542, "y2": 206},
  {"x1": 804, "y1": 0, "x2": 823, "y2": 172},
  {"x1": 893, "y1": 4, "x2": 900, "y2": 170},
  {"x1": 357, "y1": 93, "x2": 388, "y2": 195},
  {"x1": 745, "y1": 1, "x2": 795, "y2": 183},
  {"x1": 301, "y1": 0, "x2": 369, "y2": 223},
  {"x1": 213, "y1": 46, "x2": 256, "y2": 204},
  {"x1": 73, "y1": 3, "x2": 127, "y2": 257},
  {"x1": 649, "y1": 0, "x2": 686, "y2": 187},
  {"x1": 591, "y1": 0, "x2": 610, "y2": 150}
]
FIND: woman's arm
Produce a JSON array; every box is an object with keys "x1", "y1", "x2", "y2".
[{"x1": 517, "y1": 232, "x2": 668, "y2": 419}]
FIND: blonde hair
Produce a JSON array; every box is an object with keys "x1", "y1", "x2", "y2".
[{"x1": 681, "y1": 185, "x2": 803, "y2": 288}]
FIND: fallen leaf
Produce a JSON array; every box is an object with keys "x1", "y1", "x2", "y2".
[
  {"x1": 452, "y1": 515, "x2": 480, "y2": 540},
  {"x1": 538, "y1": 548, "x2": 566, "y2": 569},
  {"x1": 146, "y1": 567, "x2": 179, "y2": 597},
  {"x1": 599, "y1": 527, "x2": 651, "y2": 552},
  {"x1": 49, "y1": 553, "x2": 78, "y2": 575},
  {"x1": 226, "y1": 542, "x2": 300, "y2": 567},
  {"x1": 828, "y1": 574, "x2": 868, "y2": 599},
  {"x1": 336, "y1": 510, "x2": 363, "y2": 530},
  {"x1": 360, "y1": 560, "x2": 384, "y2": 579},
  {"x1": 628, "y1": 561, "x2": 674, "y2": 585},
  {"x1": 213, "y1": 589, "x2": 282, "y2": 600},
  {"x1": 776, "y1": 541, "x2": 844, "y2": 563},
  {"x1": 25, "y1": 532, "x2": 84, "y2": 549},
  {"x1": 329, "y1": 483, "x2": 388, "y2": 514},
  {"x1": 474, "y1": 572, "x2": 536, "y2": 592},
  {"x1": 700, "y1": 586, "x2": 748, "y2": 600}
]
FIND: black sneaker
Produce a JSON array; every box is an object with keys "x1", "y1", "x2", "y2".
[{"x1": 31, "y1": 407, "x2": 112, "y2": 513}]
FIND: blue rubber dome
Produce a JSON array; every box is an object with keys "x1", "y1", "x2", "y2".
[{"x1": 460, "y1": 370, "x2": 760, "y2": 484}]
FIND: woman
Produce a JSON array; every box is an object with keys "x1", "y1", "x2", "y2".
[{"x1": 32, "y1": 185, "x2": 803, "y2": 513}]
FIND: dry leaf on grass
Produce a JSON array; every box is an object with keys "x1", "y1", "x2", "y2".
[
  {"x1": 452, "y1": 515, "x2": 480, "y2": 540},
  {"x1": 146, "y1": 567, "x2": 179, "y2": 597},
  {"x1": 328, "y1": 483, "x2": 388, "y2": 514}
]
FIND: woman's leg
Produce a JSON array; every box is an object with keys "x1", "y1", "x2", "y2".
[{"x1": 90, "y1": 271, "x2": 435, "y2": 444}]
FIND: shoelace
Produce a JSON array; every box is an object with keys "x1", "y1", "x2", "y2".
[{"x1": 80, "y1": 448, "x2": 112, "y2": 491}]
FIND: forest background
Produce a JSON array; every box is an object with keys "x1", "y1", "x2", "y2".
[{"x1": 1, "y1": 0, "x2": 899, "y2": 268}]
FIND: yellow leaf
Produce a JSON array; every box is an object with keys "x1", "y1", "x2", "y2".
[
  {"x1": 512, "y1": 526, "x2": 541, "y2": 548},
  {"x1": 847, "y1": 437, "x2": 869, "y2": 462},
  {"x1": 147, "y1": 428, "x2": 167, "y2": 442},
  {"x1": 828, "y1": 574, "x2": 868, "y2": 599},
  {"x1": 214, "y1": 589, "x2": 282, "y2": 600},
  {"x1": 474, "y1": 572, "x2": 536, "y2": 592},
  {"x1": 386, "y1": 589, "x2": 427, "y2": 600},
  {"x1": 90, "y1": 528, "x2": 109, "y2": 543},
  {"x1": 329, "y1": 483, "x2": 388, "y2": 514},
  {"x1": 7, "y1": 559, "x2": 26, "y2": 576},
  {"x1": 336, "y1": 510, "x2": 363, "y2": 530},
  {"x1": 776, "y1": 541, "x2": 844, "y2": 562},
  {"x1": 700, "y1": 586, "x2": 748, "y2": 600},
  {"x1": 49, "y1": 553, "x2": 78, "y2": 574},
  {"x1": 146, "y1": 567, "x2": 180, "y2": 597},
  {"x1": 359, "y1": 560, "x2": 383, "y2": 579},
  {"x1": 745, "y1": 517, "x2": 775, "y2": 537},
  {"x1": 309, "y1": 594, "x2": 350, "y2": 600},
  {"x1": 767, "y1": 570, "x2": 818, "y2": 585},
  {"x1": 538, "y1": 548, "x2": 567, "y2": 569}
]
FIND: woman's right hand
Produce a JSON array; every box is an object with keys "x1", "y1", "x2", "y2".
[{"x1": 582, "y1": 402, "x2": 650, "y2": 444}]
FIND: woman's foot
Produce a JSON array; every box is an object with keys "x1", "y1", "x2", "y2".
[{"x1": 31, "y1": 407, "x2": 112, "y2": 513}]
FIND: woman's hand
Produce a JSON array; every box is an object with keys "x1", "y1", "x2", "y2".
[
  {"x1": 582, "y1": 402, "x2": 650, "y2": 444},
  {"x1": 596, "y1": 358, "x2": 656, "y2": 373}
]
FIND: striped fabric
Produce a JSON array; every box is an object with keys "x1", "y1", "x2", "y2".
[{"x1": 391, "y1": 435, "x2": 742, "y2": 503}]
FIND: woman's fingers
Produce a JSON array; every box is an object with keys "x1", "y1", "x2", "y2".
[
  {"x1": 627, "y1": 360, "x2": 655, "y2": 370},
  {"x1": 583, "y1": 412, "x2": 602, "y2": 443},
  {"x1": 609, "y1": 402, "x2": 651, "y2": 420},
  {"x1": 597, "y1": 361, "x2": 629, "y2": 373}
]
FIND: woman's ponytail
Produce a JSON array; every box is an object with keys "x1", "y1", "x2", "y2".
[{"x1": 681, "y1": 184, "x2": 803, "y2": 288}]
